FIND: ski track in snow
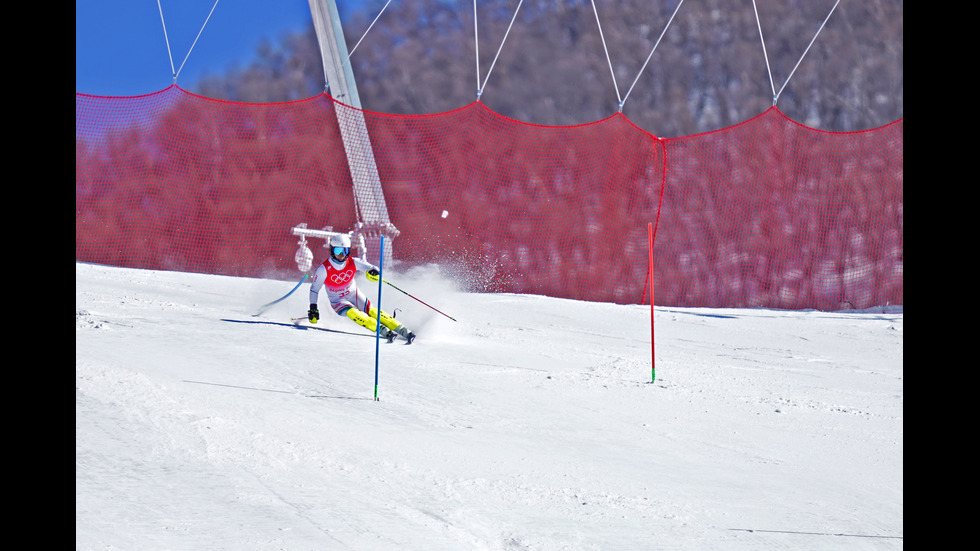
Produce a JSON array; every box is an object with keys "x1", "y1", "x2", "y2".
[{"x1": 76, "y1": 262, "x2": 903, "y2": 550}]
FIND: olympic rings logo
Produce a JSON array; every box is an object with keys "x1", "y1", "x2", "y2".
[{"x1": 330, "y1": 270, "x2": 354, "y2": 284}]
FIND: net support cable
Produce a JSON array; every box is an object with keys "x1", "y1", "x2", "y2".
[
  {"x1": 590, "y1": 0, "x2": 622, "y2": 109},
  {"x1": 474, "y1": 0, "x2": 525, "y2": 101},
  {"x1": 620, "y1": 0, "x2": 685, "y2": 110},
  {"x1": 473, "y1": 0, "x2": 480, "y2": 97},
  {"x1": 348, "y1": 0, "x2": 393, "y2": 58},
  {"x1": 590, "y1": 0, "x2": 684, "y2": 113},
  {"x1": 156, "y1": 0, "x2": 221, "y2": 85},
  {"x1": 753, "y1": 0, "x2": 841, "y2": 105}
]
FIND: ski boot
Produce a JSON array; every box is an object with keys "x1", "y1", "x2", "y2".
[{"x1": 370, "y1": 307, "x2": 416, "y2": 344}]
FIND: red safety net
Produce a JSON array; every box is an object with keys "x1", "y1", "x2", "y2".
[
  {"x1": 657, "y1": 112, "x2": 903, "y2": 310},
  {"x1": 76, "y1": 86, "x2": 902, "y2": 310}
]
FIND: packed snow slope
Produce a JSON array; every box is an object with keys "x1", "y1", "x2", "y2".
[{"x1": 76, "y1": 262, "x2": 903, "y2": 550}]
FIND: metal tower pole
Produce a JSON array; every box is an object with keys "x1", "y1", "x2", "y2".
[{"x1": 308, "y1": 0, "x2": 397, "y2": 266}]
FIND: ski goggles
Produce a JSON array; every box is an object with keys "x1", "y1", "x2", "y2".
[{"x1": 332, "y1": 246, "x2": 350, "y2": 256}]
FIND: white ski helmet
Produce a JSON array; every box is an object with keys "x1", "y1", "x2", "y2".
[
  {"x1": 329, "y1": 233, "x2": 352, "y2": 259},
  {"x1": 329, "y1": 233, "x2": 351, "y2": 248}
]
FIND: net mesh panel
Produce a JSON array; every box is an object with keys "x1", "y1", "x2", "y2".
[
  {"x1": 369, "y1": 102, "x2": 665, "y2": 303},
  {"x1": 657, "y1": 112, "x2": 903, "y2": 309},
  {"x1": 76, "y1": 87, "x2": 902, "y2": 310},
  {"x1": 76, "y1": 89, "x2": 356, "y2": 277}
]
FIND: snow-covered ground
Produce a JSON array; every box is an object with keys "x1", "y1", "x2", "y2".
[{"x1": 76, "y1": 261, "x2": 903, "y2": 550}]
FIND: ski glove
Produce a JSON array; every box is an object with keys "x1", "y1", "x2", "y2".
[
  {"x1": 308, "y1": 304, "x2": 320, "y2": 323},
  {"x1": 366, "y1": 269, "x2": 380, "y2": 283}
]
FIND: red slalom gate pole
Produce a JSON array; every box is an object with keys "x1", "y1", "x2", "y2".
[{"x1": 648, "y1": 222, "x2": 655, "y2": 382}]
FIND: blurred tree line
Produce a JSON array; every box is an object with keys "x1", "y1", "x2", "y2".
[{"x1": 195, "y1": 0, "x2": 902, "y2": 137}]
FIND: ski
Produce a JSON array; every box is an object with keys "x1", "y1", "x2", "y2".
[{"x1": 291, "y1": 315, "x2": 415, "y2": 344}]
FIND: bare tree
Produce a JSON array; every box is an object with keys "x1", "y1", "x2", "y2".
[{"x1": 194, "y1": 0, "x2": 902, "y2": 135}]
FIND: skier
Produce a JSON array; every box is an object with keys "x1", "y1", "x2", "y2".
[{"x1": 307, "y1": 234, "x2": 416, "y2": 344}]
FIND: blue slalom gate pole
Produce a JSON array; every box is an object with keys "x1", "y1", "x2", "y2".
[{"x1": 373, "y1": 236, "x2": 385, "y2": 401}]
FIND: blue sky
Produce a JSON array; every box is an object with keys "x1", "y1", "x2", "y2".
[{"x1": 76, "y1": 1, "x2": 364, "y2": 97}]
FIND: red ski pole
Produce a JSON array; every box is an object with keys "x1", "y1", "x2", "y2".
[{"x1": 382, "y1": 279, "x2": 457, "y2": 322}]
